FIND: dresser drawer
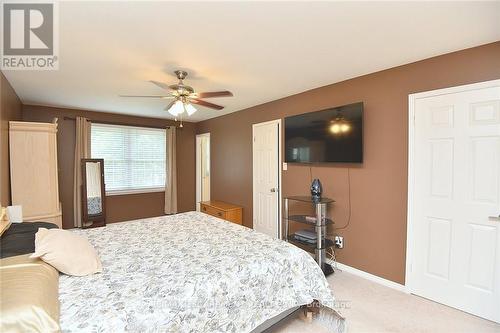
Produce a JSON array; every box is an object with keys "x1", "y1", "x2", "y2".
[
  {"x1": 200, "y1": 201, "x2": 243, "y2": 225},
  {"x1": 201, "y1": 204, "x2": 225, "y2": 219}
]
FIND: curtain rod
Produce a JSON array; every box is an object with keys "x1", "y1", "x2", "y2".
[{"x1": 62, "y1": 116, "x2": 178, "y2": 129}]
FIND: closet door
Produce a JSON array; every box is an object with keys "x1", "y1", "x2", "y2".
[{"x1": 409, "y1": 81, "x2": 500, "y2": 323}]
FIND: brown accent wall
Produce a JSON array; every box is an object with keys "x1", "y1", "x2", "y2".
[
  {"x1": 0, "y1": 72, "x2": 22, "y2": 207},
  {"x1": 196, "y1": 42, "x2": 500, "y2": 284},
  {"x1": 22, "y1": 105, "x2": 196, "y2": 229}
]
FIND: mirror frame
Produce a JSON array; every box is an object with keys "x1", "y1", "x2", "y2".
[{"x1": 81, "y1": 158, "x2": 106, "y2": 228}]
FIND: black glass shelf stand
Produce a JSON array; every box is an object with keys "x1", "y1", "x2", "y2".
[{"x1": 283, "y1": 196, "x2": 335, "y2": 276}]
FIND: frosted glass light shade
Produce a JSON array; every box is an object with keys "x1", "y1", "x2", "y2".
[
  {"x1": 168, "y1": 100, "x2": 184, "y2": 116},
  {"x1": 185, "y1": 103, "x2": 197, "y2": 116}
]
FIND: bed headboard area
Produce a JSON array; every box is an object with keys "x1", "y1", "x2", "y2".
[{"x1": 0, "y1": 222, "x2": 59, "y2": 259}]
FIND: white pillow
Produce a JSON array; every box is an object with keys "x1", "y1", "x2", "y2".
[{"x1": 30, "y1": 228, "x2": 102, "y2": 276}]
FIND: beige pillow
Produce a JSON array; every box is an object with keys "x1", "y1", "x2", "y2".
[
  {"x1": 0, "y1": 254, "x2": 60, "y2": 333},
  {"x1": 30, "y1": 228, "x2": 102, "y2": 276}
]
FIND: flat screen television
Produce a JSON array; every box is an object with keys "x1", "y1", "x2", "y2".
[{"x1": 285, "y1": 102, "x2": 363, "y2": 163}]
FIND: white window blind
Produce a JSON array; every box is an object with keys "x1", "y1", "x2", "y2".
[{"x1": 91, "y1": 123, "x2": 166, "y2": 193}]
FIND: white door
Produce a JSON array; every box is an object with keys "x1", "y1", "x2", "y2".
[
  {"x1": 196, "y1": 133, "x2": 210, "y2": 211},
  {"x1": 409, "y1": 80, "x2": 500, "y2": 323},
  {"x1": 253, "y1": 120, "x2": 281, "y2": 238}
]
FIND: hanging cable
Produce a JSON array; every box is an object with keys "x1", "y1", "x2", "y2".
[{"x1": 326, "y1": 247, "x2": 338, "y2": 270}]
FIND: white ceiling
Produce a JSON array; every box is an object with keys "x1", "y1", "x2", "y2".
[{"x1": 4, "y1": 1, "x2": 500, "y2": 122}]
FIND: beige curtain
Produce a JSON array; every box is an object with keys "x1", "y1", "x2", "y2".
[
  {"x1": 73, "y1": 117, "x2": 91, "y2": 227},
  {"x1": 164, "y1": 126, "x2": 177, "y2": 214}
]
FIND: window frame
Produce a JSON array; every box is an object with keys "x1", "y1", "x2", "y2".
[
  {"x1": 105, "y1": 187, "x2": 165, "y2": 196},
  {"x1": 90, "y1": 122, "x2": 166, "y2": 196}
]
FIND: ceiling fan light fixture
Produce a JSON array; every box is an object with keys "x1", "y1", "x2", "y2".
[
  {"x1": 121, "y1": 71, "x2": 233, "y2": 119},
  {"x1": 168, "y1": 100, "x2": 184, "y2": 116},
  {"x1": 185, "y1": 103, "x2": 197, "y2": 116}
]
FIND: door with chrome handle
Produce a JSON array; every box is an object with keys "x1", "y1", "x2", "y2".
[{"x1": 488, "y1": 214, "x2": 500, "y2": 222}]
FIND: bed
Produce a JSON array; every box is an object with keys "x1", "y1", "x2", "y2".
[{"x1": 58, "y1": 211, "x2": 345, "y2": 332}]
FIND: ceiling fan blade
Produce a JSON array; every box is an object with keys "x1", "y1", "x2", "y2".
[
  {"x1": 164, "y1": 100, "x2": 176, "y2": 111},
  {"x1": 120, "y1": 95, "x2": 173, "y2": 98},
  {"x1": 194, "y1": 91, "x2": 233, "y2": 98},
  {"x1": 190, "y1": 98, "x2": 224, "y2": 110},
  {"x1": 150, "y1": 80, "x2": 174, "y2": 91}
]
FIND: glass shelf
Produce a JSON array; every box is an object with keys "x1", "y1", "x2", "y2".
[
  {"x1": 287, "y1": 214, "x2": 334, "y2": 226},
  {"x1": 285, "y1": 196, "x2": 335, "y2": 204},
  {"x1": 283, "y1": 195, "x2": 335, "y2": 277},
  {"x1": 288, "y1": 234, "x2": 335, "y2": 252}
]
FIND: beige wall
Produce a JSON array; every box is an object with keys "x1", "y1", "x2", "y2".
[
  {"x1": 196, "y1": 42, "x2": 500, "y2": 284},
  {"x1": 23, "y1": 105, "x2": 196, "y2": 229},
  {"x1": 0, "y1": 72, "x2": 22, "y2": 207}
]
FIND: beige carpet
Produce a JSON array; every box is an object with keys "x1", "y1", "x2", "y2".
[{"x1": 270, "y1": 269, "x2": 500, "y2": 333}]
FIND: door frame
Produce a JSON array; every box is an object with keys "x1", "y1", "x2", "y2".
[
  {"x1": 196, "y1": 132, "x2": 210, "y2": 211},
  {"x1": 406, "y1": 79, "x2": 500, "y2": 292},
  {"x1": 252, "y1": 119, "x2": 283, "y2": 239}
]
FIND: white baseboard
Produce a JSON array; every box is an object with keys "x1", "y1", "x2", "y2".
[{"x1": 327, "y1": 259, "x2": 408, "y2": 293}]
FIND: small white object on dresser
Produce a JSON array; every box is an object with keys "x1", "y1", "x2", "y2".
[{"x1": 6, "y1": 205, "x2": 23, "y2": 223}]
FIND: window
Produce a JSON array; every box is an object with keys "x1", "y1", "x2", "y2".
[{"x1": 91, "y1": 123, "x2": 166, "y2": 194}]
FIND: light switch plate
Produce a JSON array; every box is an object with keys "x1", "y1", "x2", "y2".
[{"x1": 283, "y1": 162, "x2": 288, "y2": 171}]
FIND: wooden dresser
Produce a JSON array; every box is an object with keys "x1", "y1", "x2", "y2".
[{"x1": 200, "y1": 200, "x2": 243, "y2": 225}]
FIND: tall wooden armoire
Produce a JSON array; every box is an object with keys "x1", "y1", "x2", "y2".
[{"x1": 9, "y1": 120, "x2": 62, "y2": 228}]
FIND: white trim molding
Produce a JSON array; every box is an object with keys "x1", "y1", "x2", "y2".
[
  {"x1": 196, "y1": 133, "x2": 211, "y2": 211},
  {"x1": 329, "y1": 260, "x2": 407, "y2": 293},
  {"x1": 406, "y1": 79, "x2": 500, "y2": 294},
  {"x1": 106, "y1": 187, "x2": 165, "y2": 196}
]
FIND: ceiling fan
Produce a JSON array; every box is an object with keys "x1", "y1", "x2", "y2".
[{"x1": 120, "y1": 70, "x2": 233, "y2": 120}]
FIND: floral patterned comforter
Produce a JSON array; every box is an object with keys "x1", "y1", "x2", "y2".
[{"x1": 59, "y1": 211, "x2": 345, "y2": 332}]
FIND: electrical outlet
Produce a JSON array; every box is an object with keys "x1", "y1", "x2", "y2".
[{"x1": 334, "y1": 236, "x2": 344, "y2": 249}]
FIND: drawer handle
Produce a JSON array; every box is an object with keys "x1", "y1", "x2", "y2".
[
  {"x1": 217, "y1": 212, "x2": 222, "y2": 217},
  {"x1": 202, "y1": 207, "x2": 207, "y2": 211}
]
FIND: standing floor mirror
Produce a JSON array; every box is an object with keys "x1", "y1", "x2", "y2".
[{"x1": 81, "y1": 158, "x2": 106, "y2": 228}]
